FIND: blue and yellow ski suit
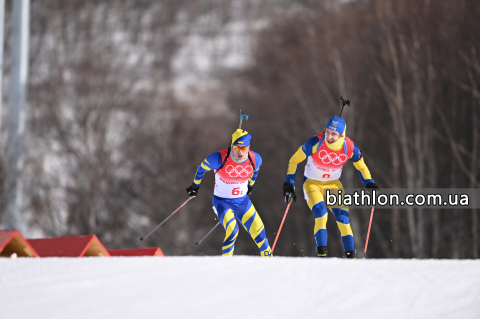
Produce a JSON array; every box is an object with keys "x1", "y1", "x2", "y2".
[
  {"x1": 286, "y1": 132, "x2": 375, "y2": 252},
  {"x1": 193, "y1": 148, "x2": 272, "y2": 257}
]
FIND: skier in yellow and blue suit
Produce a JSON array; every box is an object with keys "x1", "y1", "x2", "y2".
[
  {"x1": 283, "y1": 115, "x2": 379, "y2": 258},
  {"x1": 186, "y1": 129, "x2": 272, "y2": 257}
]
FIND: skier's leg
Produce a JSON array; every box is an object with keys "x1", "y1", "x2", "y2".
[
  {"x1": 237, "y1": 196, "x2": 272, "y2": 257},
  {"x1": 303, "y1": 179, "x2": 329, "y2": 253},
  {"x1": 331, "y1": 207, "x2": 354, "y2": 252},
  {"x1": 213, "y1": 197, "x2": 239, "y2": 256},
  {"x1": 326, "y1": 180, "x2": 355, "y2": 254},
  {"x1": 220, "y1": 209, "x2": 239, "y2": 256}
]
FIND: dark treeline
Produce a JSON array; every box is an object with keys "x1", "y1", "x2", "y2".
[
  {"x1": 1, "y1": 0, "x2": 478, "y2": 258},
  {"x1": 232, "y1": 0, "x2": 480, "y2": 258}
]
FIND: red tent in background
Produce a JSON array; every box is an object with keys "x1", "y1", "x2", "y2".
[
  {"x1": 109, "y1": 247, "x2": 165, "y2": 257},
  {"x1": 2, "y1": 231, "x2": 164, "y2": 258},
  {"x1": 0, "y1": 230, "x2": 39, "y2": 257},
  {"x1": 28, "y1": 234, "x2": 110, "y2": 257}
]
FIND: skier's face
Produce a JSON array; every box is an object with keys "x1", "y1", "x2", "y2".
[
  {"x1": 233, "y1": 144, "x2": 249, "y2": 160},
  {"x1": 325, "y1": 128, "x2": 341, "y2": 143}
]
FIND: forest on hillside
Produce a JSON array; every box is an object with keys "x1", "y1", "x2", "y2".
[{"x1": 1, "y1": 0, "x2": 479, "y2": 258}]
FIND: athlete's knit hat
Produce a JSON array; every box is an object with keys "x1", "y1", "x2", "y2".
[
  {"x1": 326, "y1": 115, "x2": 346, "y2": 135},
  {"x1": 231, "y1": 129, "x2": 251, "y2": 147}
]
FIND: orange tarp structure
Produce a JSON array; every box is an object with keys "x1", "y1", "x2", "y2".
[
  {"x1": 109, "y1": 247, "x2": 165, "y2": 257},
  {"x1": 0, "y1": 230, "x2": 39, "y2": 257},
  {"x1": 28, "y1": 235, "x2": 110, "y2": 257}
]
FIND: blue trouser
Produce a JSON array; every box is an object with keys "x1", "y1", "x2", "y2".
[
  {"x1": 303, "y1": 178, "x2": 355, "y2": 252},
  {"x1": 212, "y1": 195, "x2": 271, "y2": 257}
]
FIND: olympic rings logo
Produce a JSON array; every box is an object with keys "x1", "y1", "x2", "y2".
[
  {"x1": 318, "y1": 150, "x2": 348, "y2": 165},
  {"x1": 225, "y1": 165, "x2": 253, "y2": 178}
]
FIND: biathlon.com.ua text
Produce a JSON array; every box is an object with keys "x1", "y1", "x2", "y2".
[{"x1": 324, "y1": 189, "x2": 478, "y2": 209}]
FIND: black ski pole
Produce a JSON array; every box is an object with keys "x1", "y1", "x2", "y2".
[
  {"x1": 195, "y1": 221, "x2": 221, "y2": 246},
  {"x1": 140, "y1": 196, "x2": 195, "y2": 241}
]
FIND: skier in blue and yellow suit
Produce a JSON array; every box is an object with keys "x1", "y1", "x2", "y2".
[
  {"x1": 186, "y1": 129, "x2": 272, "y2": 257},
  {"x1": 283, "y1": 115, "x2": 379, "y2": 258}
]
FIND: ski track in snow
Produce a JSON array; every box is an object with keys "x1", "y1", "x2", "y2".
[{"x1": 1, "y1": 257, "x2": 479, "y2": 319}]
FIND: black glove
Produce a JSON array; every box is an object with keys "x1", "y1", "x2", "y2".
[
  {"x1": 247, "y1": 185, "x2": 253, "y2": 196},
  {"x1": 283, "y1": 182, "x2": 296, "y2": 203},
  {"x1": 186, "y1": 183, "x2": 199, "y2": 197},
  {"x1": 366, "y1": 182, "x2": 380, "y2": 192}
]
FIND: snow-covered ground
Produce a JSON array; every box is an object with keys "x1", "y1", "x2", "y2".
[{"x1": 1, "y1": 256, "x2": 479, "y2": 319}]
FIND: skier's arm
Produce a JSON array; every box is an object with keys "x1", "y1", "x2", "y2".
[
  {"x1": 248, "y1": 153, "x2": 263, "y2": 187},
  {"x1": 286, "y1": 136, "x2": 319, "y2": 187},
  {"x1": 193, "y1": 152, "x2": 223, "y2": 186},
  {"x1": 350, "y1": 143, "x2": 375, "y2": 186}
]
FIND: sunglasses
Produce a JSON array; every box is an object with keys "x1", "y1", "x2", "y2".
[{"x1": 233, "y1": 145, "x2": 249, "y2": 151}]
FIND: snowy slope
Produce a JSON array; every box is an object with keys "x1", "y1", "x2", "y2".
[{"x1": 1, "y1": 257, "x2": 479, "y2": 319}]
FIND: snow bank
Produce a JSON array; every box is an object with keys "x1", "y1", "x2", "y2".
[{"x1": 1, "y1": 257, "x2": 478, "y2": 319}]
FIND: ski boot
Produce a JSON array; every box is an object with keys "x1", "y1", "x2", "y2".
[
  {"x1": 345, "y1": 250, "x2": 356, "y2": 259},
  {"x1": 316, "y1": 246, "x2": 327, "y2": 257}
]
